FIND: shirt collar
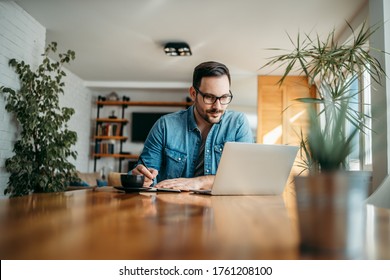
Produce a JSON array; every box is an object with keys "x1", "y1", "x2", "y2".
[{"x1": 187, "y1": 105, "x2": 198, "y2": 131}]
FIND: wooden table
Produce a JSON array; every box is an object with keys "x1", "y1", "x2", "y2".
[{"x1": 0, "y1": 187, "x2": 389, "y2": 260}]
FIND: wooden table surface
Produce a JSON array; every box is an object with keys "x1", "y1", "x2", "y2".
[{"x1": 0, "y1": 187, "x2": 389, "y2": 260}]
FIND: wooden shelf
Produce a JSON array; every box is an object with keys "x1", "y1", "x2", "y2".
[
  {"x1": 96, "y1": 118, "x2": 128, "y2": 123},
  {"x1": 97, "y1": 100, "x2": 193, "y2": 107},
  {"x1": 93, "y1": 153, "x2": 139, "y2": 159},
  {"x1": 94, "y1": 136, "x2": 128, "y2": 141},
  {"x1": 94, "y1": 97, "x2": 191, "y2": 172}
]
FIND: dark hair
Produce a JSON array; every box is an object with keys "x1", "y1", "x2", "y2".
[{"x1": 192, "y1": 61, "x2": 231, "y2": 89}]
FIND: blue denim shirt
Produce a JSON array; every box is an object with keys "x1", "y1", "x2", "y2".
[{"x1": 137, "y1": 105, "x2": 253, "y2": 182}]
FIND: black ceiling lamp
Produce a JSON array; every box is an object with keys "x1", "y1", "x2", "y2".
[{"x1": 164, "y1": 42, "x2": 192, "y2": 56}]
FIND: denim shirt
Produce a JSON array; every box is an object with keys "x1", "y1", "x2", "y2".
[{"x1": 138, "y1": 105, "x2": 253, "y2": 182}]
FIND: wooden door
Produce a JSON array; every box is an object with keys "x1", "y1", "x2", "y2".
[
  {"x1": 257, "y1": 76, "x2": 316, "y2": 145},
  {"x1": 258, "y1": 76, "x2": 316, "y2": 200}
]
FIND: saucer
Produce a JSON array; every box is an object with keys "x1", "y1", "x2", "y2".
[
  {"x1": 114, "y1": 186, "x2": 149, "y2": 193},
  {"x1": 114, "y1": 186, "x2": 181, "y2": 193}
]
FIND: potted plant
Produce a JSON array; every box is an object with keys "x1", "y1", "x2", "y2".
[
  {"x1": 0, "y1": 42, "x2": 79, "y2": 197},
  {"x1": 263, "y1": 23, "x2": 387, "y2": 256}
]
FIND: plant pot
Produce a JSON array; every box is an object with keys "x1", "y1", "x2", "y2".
[{"x1": 294, "y1": 171, "x2": 371, "y2": 258}]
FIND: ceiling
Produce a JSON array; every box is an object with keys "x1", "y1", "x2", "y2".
[{"x1": 15, "y1": 0, "x2": 368, "y2": 87}]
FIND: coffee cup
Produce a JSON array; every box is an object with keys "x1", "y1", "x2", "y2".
[{"x1": 120, "y1": 174, "x2": 144, "y2": 188}]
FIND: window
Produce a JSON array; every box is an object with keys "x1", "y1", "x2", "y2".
[
  {"x1": 346, "y1": 69, "x2": 372, "y2": 171},
  {"x1": 362, "y1": 69, "x2": 373, "y2": 170}
]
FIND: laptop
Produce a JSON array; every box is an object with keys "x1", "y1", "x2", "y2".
[{"x1": 190, "y1": 142, "x2": 299, "y2": 195}]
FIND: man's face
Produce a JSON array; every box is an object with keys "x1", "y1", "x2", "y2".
[{"x1": 190, "y1": 75, "x2": 231, "y2": 125}]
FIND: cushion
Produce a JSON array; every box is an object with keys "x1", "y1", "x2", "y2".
[
  {"x1": 107, "y1": 172, "x2": 124, "y2": 187},
  {"x1": 96, "y1": 179, "x2": 108, "y2": 187},
  {"x1": 69, "y1": 180, "x2": 90, "y2": 187},
  {"x1": 76, "y1": 171, "x2": 101, "y2": 187}
]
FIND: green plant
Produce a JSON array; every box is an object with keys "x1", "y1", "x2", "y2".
[
  {"x1": 263, "y1": 22, "x2": 386, "y2": 173},
  {"x1": 0, "y1": 42, "x2": 79, "y2": 197}
]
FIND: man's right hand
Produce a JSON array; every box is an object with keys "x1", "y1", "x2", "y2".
[{"x1": 131, "y1": 164, "x2": 158, "y2": 187}]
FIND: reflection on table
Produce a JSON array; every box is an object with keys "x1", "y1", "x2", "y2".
[{"x1": 0, "y1": 186, "x2": 388, "y2": 260}]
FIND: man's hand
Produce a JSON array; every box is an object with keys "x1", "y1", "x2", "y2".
[
  {"x1": 155, "y1": 175, "x2": 215, "y2": 191},
  {"x1": 131, "y1": 164, "x2": 158, "y2": 187}
]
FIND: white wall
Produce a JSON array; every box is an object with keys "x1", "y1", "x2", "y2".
[
  {"x1": 0, "y1": 1, "x2": 93, "y2": 197},
  {"x1": 230, "y1": 75, "x2": 258, "y2": 132},
  {"x1": 60, "y1": 70, "x2": 94, "y2": 172},
  {"x1": 0, "y1": 1, "x2": 46, "y2": 196},
  {"x1": 369, "y1": 0, "x2": 390, "y2": 190}
]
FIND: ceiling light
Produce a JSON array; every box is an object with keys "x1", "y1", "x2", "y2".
[{"x1": 164, "y1": 42, "x2": 192, "y2": 56}]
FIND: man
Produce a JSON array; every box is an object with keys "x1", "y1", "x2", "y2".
[{"x1": 131, "y1": 61, "x2": 253, "y2": 190}]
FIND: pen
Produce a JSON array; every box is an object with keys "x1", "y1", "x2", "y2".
[
  {"x1": 139, "y1": 156, "x2": 149, "y2": 170},
  {"x1": 138, "y1": 157, "x2": 180, "y2": 193},
  {"x1": 139, "y1": 157, "x2": 155, "y2": 187}
]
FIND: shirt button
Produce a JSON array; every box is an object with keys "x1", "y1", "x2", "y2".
[
  {"x1": 206, "y1": 149, "x2": 210, "y2": 153},
  {"x1": 206, "y1": 169, "x2": 210, "y2": 173},
  {"x1": 178, "y1": 157, "x2": 181, "y2": 161}
]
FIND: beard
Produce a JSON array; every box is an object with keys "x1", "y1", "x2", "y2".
[{"x1": 196, "y1": 106, "x2": 224, "y2": 124}]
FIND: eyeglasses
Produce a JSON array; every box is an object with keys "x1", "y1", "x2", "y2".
[{"x1": 194, "y1": 87, "x2": 233, "y2": 105}]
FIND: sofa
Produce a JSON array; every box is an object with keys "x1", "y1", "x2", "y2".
[
  {"x1": 67, "y1": 171, "x2": 124, "y2": 190},
  {"x1": 67, "y1": 171, "x2": 105, "y2": 190}
]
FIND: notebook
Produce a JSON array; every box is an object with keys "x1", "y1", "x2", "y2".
[{"x1": 190, "y1": 142, "x2": 299, "y2": 195}]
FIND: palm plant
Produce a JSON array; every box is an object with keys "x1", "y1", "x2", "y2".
[{"x1": 263, "y1": 22, "x2": 386, "y2": 173}]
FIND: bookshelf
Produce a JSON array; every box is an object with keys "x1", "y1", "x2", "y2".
[{"x1": 93, "y1": 95, "x2": 192, "y2": 172}]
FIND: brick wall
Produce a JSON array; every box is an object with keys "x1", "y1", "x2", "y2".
[
  {"x1": 0, "y1": 2, "x2": 92, "y2": 197},
  {"x1": 59, "y1": 70, "x2": 93, "y2": 172}
]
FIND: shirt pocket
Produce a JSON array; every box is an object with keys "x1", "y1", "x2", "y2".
[
  {"x1": 214, "y1": 143, "x2": 225, "y2": 166},
  {"x1": 164, "y1": 148, "x2": 187, "y2": 179}
]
